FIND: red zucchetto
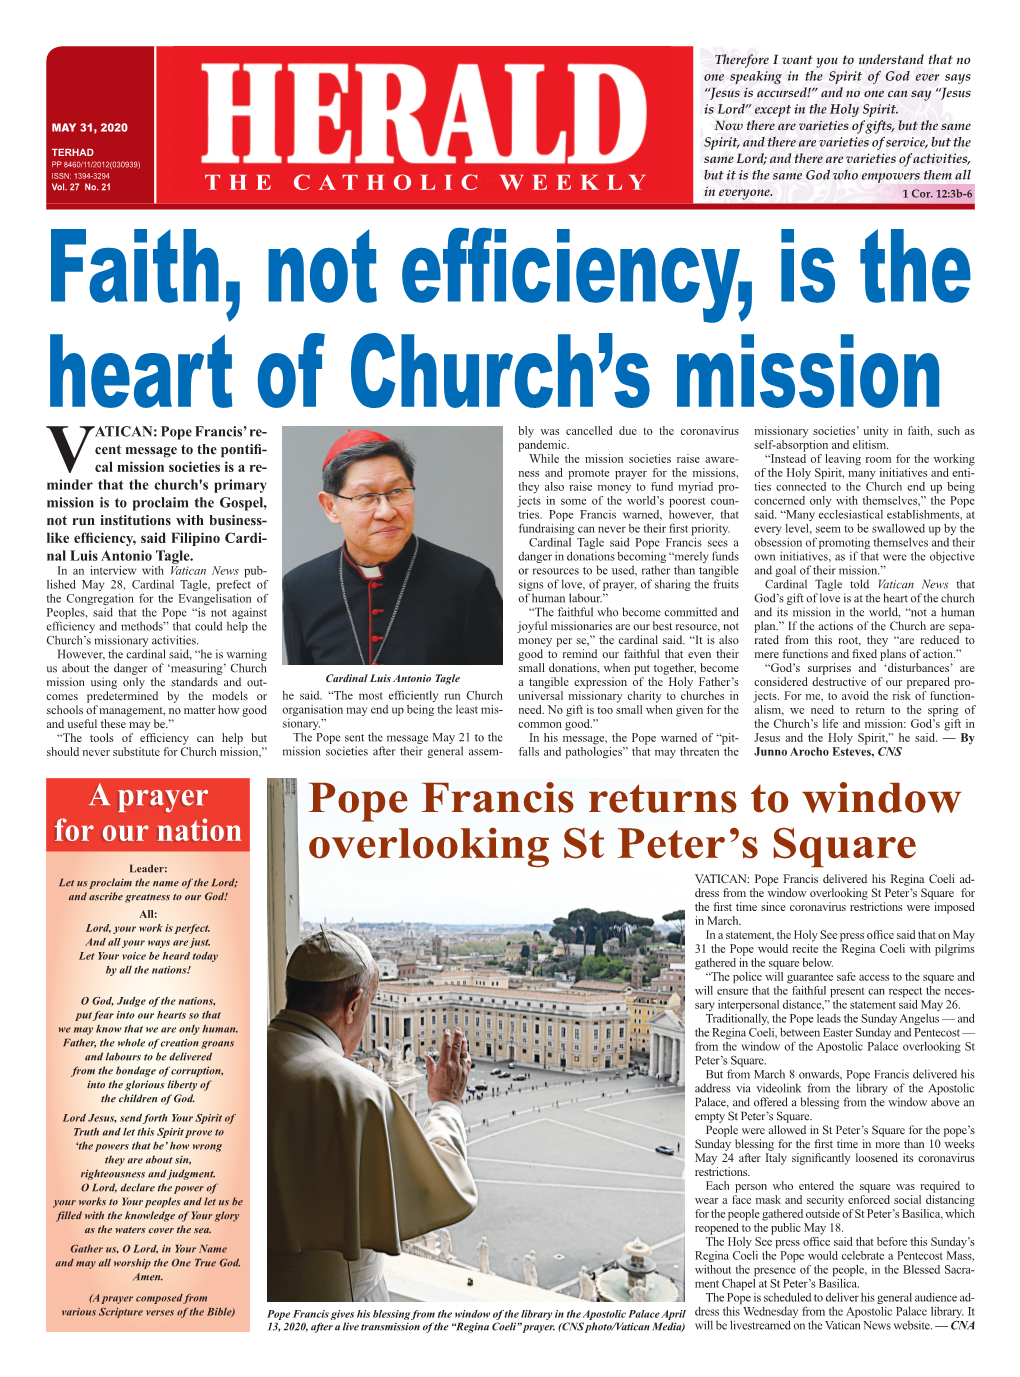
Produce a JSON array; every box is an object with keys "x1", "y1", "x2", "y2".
[{"x1": 322, "y1": 430, "x2": 394, "y2": 470}]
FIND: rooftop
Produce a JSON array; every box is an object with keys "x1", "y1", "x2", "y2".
[{"x1": 373, "y1": 982, "x2": 631, "y2": 1005}]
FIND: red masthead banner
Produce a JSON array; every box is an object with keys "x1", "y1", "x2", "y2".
[{"x1": 47, "y1": 46, "x2": 692, "y2": 209}]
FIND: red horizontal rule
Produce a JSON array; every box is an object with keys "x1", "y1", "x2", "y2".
[
  {"x1": 154, "y1": 45, "x2": 692, "y2": 207},
  {"x1": 46, "y1": 777, "x2": 249, "y2": 850}
]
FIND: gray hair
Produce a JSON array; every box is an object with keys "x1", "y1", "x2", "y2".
[{"x1": 322, "y1": 439, "x2": 415, "y2": 497}]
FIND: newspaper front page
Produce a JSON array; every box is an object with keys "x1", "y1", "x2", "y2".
[{"x1": 9, "y1": 1, "x2": 1013, "y2": 1371}]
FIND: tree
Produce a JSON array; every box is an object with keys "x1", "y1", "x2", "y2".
[
  {"x1": 568, "y1": 907, "x2": 598, "y2": 929},
  {"x1": 593, "y1": 910, "x2": 653, "y2": 944},
  {"x1": 550, "y1": 906, "x2": 664, "y2": 953},
  {"x1": 662, "y1": 909, "x2": 685, "y2": 949},
  {"x1": 597, "y1": 910, "x2": 635, "y2": 938},
  {"x1": 568, "y1": 907, "x2": 599, "y2": 945},
  {"x1": 521, "y1": 943, "x2": 530, "y2": 959}
]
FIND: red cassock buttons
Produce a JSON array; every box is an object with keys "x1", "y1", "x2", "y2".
[
  {"x1": 371, "y1": 635, "x2": 383, "y2": 643},
  {"x1": 370, "y1": 581, "x2": 381, "y2": 589}
]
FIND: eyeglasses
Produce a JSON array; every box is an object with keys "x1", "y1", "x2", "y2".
[{"x1": 334, "y1": 485, "x2": 415, "y2": 512}]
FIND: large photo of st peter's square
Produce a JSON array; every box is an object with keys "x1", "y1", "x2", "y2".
[{"x1": 267, "y1": 779, "x2": 684, "y2": 1305}]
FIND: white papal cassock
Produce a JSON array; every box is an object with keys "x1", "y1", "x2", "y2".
[{"x1": 268, "y1": 1010, "x2": 477, "y2": 1301}]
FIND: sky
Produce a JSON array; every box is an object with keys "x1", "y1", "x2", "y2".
[
  {"x1": 295, "y1": 777, "x2": 684, "y2": 928},
  {"x1": 296, "y1": 867, "x2": 675, "y2": 928}
]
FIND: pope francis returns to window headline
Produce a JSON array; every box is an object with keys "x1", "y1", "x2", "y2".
[{"x1": 268, "y1": 929, "x2": 477, "y2": 1301}]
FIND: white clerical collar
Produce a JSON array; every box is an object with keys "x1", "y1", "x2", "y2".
[{"x1": 343, "y1": 548, "x2": 382, "y2": 579}]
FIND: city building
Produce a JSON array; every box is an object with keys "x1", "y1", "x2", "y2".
[
  {"x1": 626, "y1": 988, "x2": 672, "y2": 1053},
  {"x1": 650, "y1": 963, "x2": 685, "y2": 1002},
  {"x1": 362, "y1": 982, "x2": 631, "y2": 1072},
  {"x1": 508, "y1": 974, "x2": 563, "y2": 991},
  {"x1": 648, "y1": 999, "x2": 685, "y2": 1087}
]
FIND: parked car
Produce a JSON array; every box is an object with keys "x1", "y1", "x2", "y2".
[
  {"x1": 626, "y1": 1070, "x2": 637, "y2": 1078},
  {"x1": 655, "y1": 1145, "x2": 675, "y2": 1156},
  {"x1": 512, "y1": 1074, "x2": 526, "y2": 1081}
]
